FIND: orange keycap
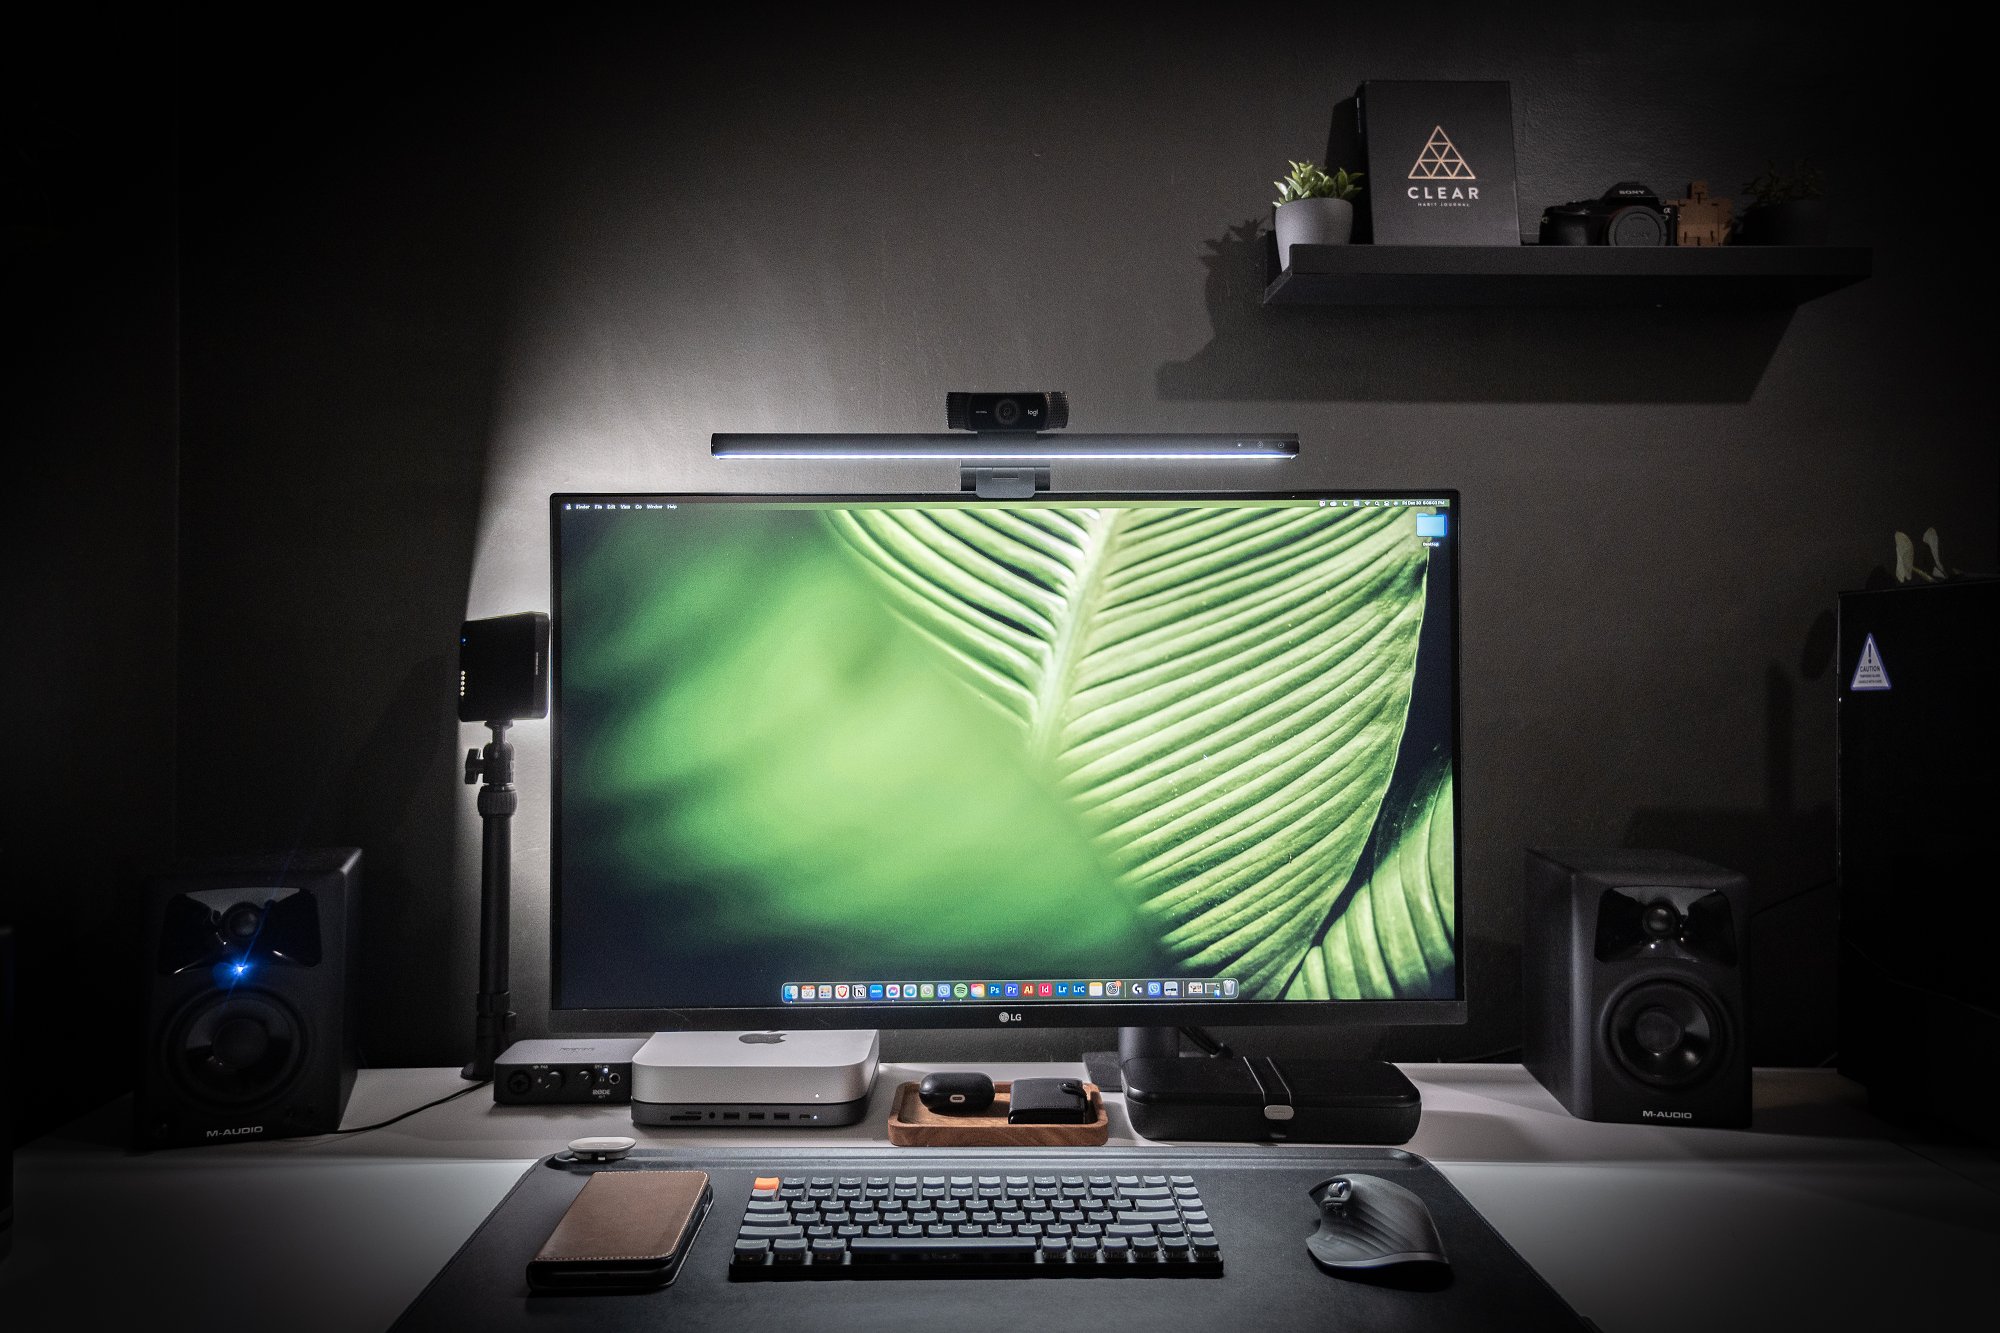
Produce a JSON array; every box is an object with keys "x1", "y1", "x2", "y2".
[{"x1": 753, "y1": 1176, "x2": 781, "y2": 1191}]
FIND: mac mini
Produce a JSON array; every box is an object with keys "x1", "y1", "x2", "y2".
[{"x1": 630, "y1": 1030, "x2": 880, "y2": 1128}]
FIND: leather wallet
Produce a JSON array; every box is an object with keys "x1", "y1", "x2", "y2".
[
  {"x1": 1005, "y1": 1077, "x2": 1093, "y2": 1125},
  {"x1": 526, "y1": 1169, "x2": 712, "y2": 1293}
]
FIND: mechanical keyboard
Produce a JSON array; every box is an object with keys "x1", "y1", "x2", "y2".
[{"x1": 728, "y1": 1170, "x2": 1223, "y2": 1279}]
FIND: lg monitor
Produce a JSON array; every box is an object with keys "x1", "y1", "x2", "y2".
[{"x1": 549, "y1": 491, "x2": 1461, "y2": 1043}]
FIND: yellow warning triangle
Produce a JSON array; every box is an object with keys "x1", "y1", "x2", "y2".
[{"x1": 1409, "y1": 126, "x2": 1475, "y2": 180}]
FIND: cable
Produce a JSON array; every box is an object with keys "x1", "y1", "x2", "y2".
[
  {"x1": 1178, "y1": 1025, "x2": 1234, "y2": 1059},
  {"x1": 1749, "y1": 878, "x2": 1834, "y2": 918},
  {"x1": 330, "y1": 1079, "x2": 490, "y2": 1136}
]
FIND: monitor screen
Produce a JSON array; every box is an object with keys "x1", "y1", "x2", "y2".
[{"x1": 551, "y1": 491, "x2": 1459, "y2": 1030}]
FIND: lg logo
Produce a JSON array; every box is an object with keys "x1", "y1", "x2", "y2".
[{"x1": 997, "y1": 1012, "x2": 1024, "y2": 1024}]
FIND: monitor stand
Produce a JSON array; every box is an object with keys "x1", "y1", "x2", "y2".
[
  {"x1": 1081, "y1": 1025, "x2": 1183, "y2": 1091},
  {"x1": 628, "y1": 1029, "x2": 881, "y2": 1128}
]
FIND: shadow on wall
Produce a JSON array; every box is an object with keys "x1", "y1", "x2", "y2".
[
  {"x1": 1155, "y1": 220, "x2": 1797, "y2": 404},
  {"x1": 330, "y1": 654, "x2": 462, "y2": 1063},
  {"x1": 1625, "y1": 641, "x2": 1840, "y2": 1067}
]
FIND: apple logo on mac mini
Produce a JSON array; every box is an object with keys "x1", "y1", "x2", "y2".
[{"x1": 738, "y1": 1032, "x2": 787, "y2": 1045}]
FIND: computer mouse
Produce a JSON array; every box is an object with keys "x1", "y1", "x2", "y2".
[{"x1": 1305, "y1": 1174, "x2": 1450, "y2": 1272}]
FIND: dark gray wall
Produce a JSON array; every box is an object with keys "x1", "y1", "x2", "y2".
[
  {"x1": 156, "y1": 7, "x2": 1991, "y2": 1084},
  {"x1": 5, "y1": 13, "x2": 179, "y2": 1141}
]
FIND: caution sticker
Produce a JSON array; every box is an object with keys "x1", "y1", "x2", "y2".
[{"x1": 1850, "y1": 633, "x2": 1892, "y2": 692}]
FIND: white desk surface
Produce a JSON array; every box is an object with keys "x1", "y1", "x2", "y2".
[{"x1": 4, "y1": 1063, "x2": 1993, "y2": 1332}]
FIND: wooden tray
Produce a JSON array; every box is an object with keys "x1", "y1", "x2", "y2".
[{"x1": 886, "y1": 1080, "x2": 1109, "y2": 1147}]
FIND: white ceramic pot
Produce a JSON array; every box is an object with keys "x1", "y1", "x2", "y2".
[{"x1": 1274, "y1": 197, "x2": 1355, "y2": 268}]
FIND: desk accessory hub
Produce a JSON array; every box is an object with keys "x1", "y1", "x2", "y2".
[{"x1": 630, "y1": 1030, "x2": 878, "y2": 1128}]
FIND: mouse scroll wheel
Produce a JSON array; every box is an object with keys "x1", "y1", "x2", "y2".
[{"x1": 1311, "y1": 1177, "x2": 1354, "y2": 1207}]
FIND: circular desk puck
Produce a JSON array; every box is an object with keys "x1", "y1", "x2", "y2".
[{"x1": 567, "y1": 1135, "x2": 637, "y2": 1163}]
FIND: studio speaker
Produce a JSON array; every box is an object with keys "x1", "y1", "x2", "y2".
[
  {"x1": 134, "y1": 849, "x2": 360, "y2": 1149},
  {"x1": 1522, "y1": 848, "x2": 1750, "y2": 1127}
]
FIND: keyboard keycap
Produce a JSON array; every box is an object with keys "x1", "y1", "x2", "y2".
[{"x1": 849, "y1": 1236, "x2": 1039, "y2": 1261}]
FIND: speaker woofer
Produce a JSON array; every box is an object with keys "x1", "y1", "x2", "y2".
[
  {"x1": 163, "y1": 990, "x2": 306, "y2": 1108},
  {"x1": 1605, "y1": 979, "x2": 1727, "y2": 1089}
]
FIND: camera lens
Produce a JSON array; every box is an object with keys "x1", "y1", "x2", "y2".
[
  {"x1": 990, "y1": 397, "x2": 1022, "y2": 427},
  {"x1": 1605, "y1": 207, "x2": 1667, "y2": 246}
]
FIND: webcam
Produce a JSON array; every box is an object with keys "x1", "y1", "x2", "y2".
[{"x1": 946, "y1": 391, "x2": 1068, "y2": 433}]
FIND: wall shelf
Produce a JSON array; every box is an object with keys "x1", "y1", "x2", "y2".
[{"x1": 1263, "y1": 244, "x2": 1873, "y2": 308}]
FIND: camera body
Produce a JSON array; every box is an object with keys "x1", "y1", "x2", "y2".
[
  {"x1": 1539, "y1": 182, "x2": 1678, "y2": 247},
  {"x1": 946, "y1": 391, "x2": 1069, "y2": 433}
]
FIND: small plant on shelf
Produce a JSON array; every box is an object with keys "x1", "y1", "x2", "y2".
[
  {"x1": 1272, "y1": 160, "x2": 1363, "y2": 206},
  {"x1": 1743, "y1": 159, "x2": 1825, "y2": 207},
  {"x1": 1271, "y1": 160, "x2": 1364, "y2": 266},
  {"x1": 1739, "y1": 159, "x2": 1828, "y2": 245}
]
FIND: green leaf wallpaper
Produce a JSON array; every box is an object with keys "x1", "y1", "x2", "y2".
[
  {"x1": 1286, "y1": 754, "x2": 1456, "y2": 1001},
  {"x1": 559, "y1": 505, "x2": 1167, "y2": 991},
  {"x1": 825, "y1": 503, "x2": 1430, "y2": 998},
  {"x1": 556, "y1": 500, "x2": 1449, "y2": 1008}
]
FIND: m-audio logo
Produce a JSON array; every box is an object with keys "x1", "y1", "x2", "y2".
[
  {"x1": 1641, "y1": 1110, "x2": 1694, "y2": 1120},
  {"x1": 206, "y1": 1125, "x2": 265, "y2": 1138}
]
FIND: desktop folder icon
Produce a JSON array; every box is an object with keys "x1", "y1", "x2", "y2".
[{"x1": 1415, "y1": 513, "x2": 1448, "y2": 538}]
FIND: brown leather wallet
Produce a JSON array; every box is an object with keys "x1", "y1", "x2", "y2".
[{"x1": 526, "y1": 1169, "x2": 712, "y2": 1293}]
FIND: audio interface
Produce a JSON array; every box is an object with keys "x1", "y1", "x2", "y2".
[{"x1": 494, "y1": 1037, "x2": 647, "y2": 1105}]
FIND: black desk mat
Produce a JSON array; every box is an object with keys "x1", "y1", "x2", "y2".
[{"x1": 392, "y1": 1145, "x2": 1593, "y2": 1332}]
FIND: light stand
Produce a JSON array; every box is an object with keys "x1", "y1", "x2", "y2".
[
  {"x1": 460, "y1": 720, "x2": 518, "y2": 1081},
  {"x1": 453, "y1": 611, "x2": 549, "y2": 1083}
]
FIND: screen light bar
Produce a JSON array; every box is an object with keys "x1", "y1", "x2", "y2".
[{"x1": 710, "y1": 433, "x2": 1299, "y2": 462}]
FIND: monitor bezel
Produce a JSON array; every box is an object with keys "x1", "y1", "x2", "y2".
[{"x1": 547, "y1": 489, "x2": 1465, "y2": 1035}]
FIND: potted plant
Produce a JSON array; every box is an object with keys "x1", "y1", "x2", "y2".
[
  {"x1": 1738, "y1": 159, "x2": 1827, "y2": 245},
  {"x1": 1272, "y1": 160, "x2": 1363, "y2": 267}
]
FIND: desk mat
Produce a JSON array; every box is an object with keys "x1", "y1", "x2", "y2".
[{"x1": 391, "y1": 1145, "x2": 1594, "y2": 1333}]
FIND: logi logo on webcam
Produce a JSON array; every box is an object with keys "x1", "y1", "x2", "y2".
[{"x1": 1408, "y1": 126, "x2": 1479, "y2": 205}]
